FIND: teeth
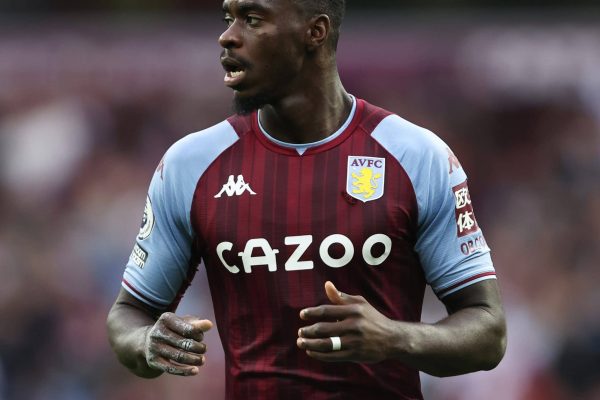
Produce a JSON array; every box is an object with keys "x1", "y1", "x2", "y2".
[{"x1": 229, "y1": 70, "x2": 244, "y2": 78}]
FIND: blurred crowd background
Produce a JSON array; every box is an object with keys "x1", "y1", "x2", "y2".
[{"x1": 1, "y1": 1, "x2": 599, "y2": 399}]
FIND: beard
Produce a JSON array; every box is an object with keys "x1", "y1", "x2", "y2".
[{"x1": 232, "y1": 92, "x2": 272, "y2": 115}]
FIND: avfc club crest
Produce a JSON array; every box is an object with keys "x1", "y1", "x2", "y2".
[
  {"x1": 138, "y1": 195, "x2": 155, "y2": 240},
  {"x1": 346, "y1": 156, "x2": 386, "y2": 202}
]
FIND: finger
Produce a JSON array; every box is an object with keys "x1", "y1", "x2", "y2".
[
  {"x1": 324, "y1": 281, "x2": 365, "y2": 305},
  {"x1": 153, "y1": 343, "x2": 206, "y2": 367},
  {"x1": 305, "y1": 349, "x2": 354, "y2": 363},
  {"x1": 179, "y1": 338, "x2": 207, "y2": 354},
  {"x1": 181, "y1": 317, "x2": 213, "y2": 342},
  {"x1": 149, "y1": 325, "x2": 207, "y2": 354},
  {"x1": 297, "y1": 336, "x2": 344, "y2": 353},
  {"x1": 148, "y1": 356, "x2": 201, "y2": 376},
  {"x1": 160, "y1": 313, "x2": 198, "y2": 338},
  {"x1": 161, "y1": 313, "x2": 212, "y2": 340},
  {"x1": 298, "y1": 321, "x2": 349, "y2": 339},
  {"x1": 300, "y1": 304, "x2": 360, "y2": 321}
]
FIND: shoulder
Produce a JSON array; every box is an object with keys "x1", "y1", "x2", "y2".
[
  {"x1": 354, "y1": 99, "x2": 462, "y2": 185},
  {"x1": 367, "y1": 113, "x2": 466, "y2": 187},
  {"x1": 370, "y1": 113, "x2": 450, "y2": 167},
  {"x1": 163, "y1": 119, "x2": 240, "y2": 171},
  {"x1": 149, "y1": 119, "x2": 241, "y2": 205},
  {"x1": 367, "y1": 111, "x2": 470, "y2": 225}
]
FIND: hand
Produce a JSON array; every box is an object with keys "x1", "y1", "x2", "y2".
[
  {"x1": 144, "y1": 313, "x2": 213, "y2": 376},
  {"x1": 297, "y1": 281, "x2": 398, "y2": 363}
]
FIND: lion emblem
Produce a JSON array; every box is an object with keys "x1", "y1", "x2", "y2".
[{"x1": 352, "y1": 168, "x2": 382, "y2": 199}]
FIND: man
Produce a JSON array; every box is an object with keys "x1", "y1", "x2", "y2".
[{"x1": 107, "y1": 0, "x2": 507, "y2": 398}]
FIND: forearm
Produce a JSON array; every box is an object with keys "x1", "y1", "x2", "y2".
[
  {"x1": 107, "y1": 302, "x2": 162, "y2": 378},
  {"x1": 390, "y1": 305, "x2": 506, "y2": 377}
]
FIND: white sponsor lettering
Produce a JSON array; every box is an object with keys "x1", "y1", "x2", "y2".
[
  {"x1": 216, "y1": 242, "x2": 240, "y2": 273},
  {"x1": 362, "y1": 234, "x2": 392, "y2": 266},
  {"x1": 452, "y1": 182, "x2": 479, "y2": 237},
  {"x1": 454, "y1": 187, "x2": 472, "y2": 209},
  {"x1": 285, "y1": 235, "x2": 314, "y2": 271},
  {"x1": 214, "y1": 175, "x2": 257, "y2": 198},
  {"x1": 319, "y1": 234, "x2": 354, "y2": 268},
  {"x1": 457, "y1": 211, "x2": 476, "y2": 233},
  {"x1": 216, "y1": 233, "x2": 392, "y2": 273},
  {"x1": 238, "y1": 238, "x2": 279, "y2": 273}
]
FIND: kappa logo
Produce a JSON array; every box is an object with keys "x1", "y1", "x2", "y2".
[
  {"x1": 346, "y1": 156, "x2": 385, "y2": 202},
  {"x1": 214, "y1": 175, "x2": 257, "y2": 198},
  {"x1": 447, "y1": 148, "x2": 462, "y2": 174}
]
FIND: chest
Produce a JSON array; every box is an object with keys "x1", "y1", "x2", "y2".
[{"x1": 191, "y1": 134, "x2": 417, "y2": 275}]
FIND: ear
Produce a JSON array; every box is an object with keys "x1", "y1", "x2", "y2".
[{"x1": 306, "y1": 14, "x2": 330, "y2": 51}]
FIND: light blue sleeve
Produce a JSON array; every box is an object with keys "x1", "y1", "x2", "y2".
[
  {"x1": 372, "y1": 115, "x2": 495, "y2": 299},
  {"x1": 122, "y1": 121, "x2": 239, "y2": 309}
]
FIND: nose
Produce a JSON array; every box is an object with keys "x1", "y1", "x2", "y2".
[{"x1": 219, "y1": 21, "x2": 242, "y2": 49}]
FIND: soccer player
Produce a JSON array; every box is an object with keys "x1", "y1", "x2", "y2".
[{"x1": 107, "y1": 0, "x2": 507, "y2": 398}]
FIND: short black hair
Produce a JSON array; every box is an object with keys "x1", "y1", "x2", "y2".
[{"x1": 296, "y1": 0, "x2": 346, "y2": 49}]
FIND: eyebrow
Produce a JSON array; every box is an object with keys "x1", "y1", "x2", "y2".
[{"x1": 222, "y1": 1, "x2": 270, "y2": 15}]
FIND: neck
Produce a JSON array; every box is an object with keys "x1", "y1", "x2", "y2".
[{"x1": 259, "y1": 68, "x2": 352, "y2": 144}]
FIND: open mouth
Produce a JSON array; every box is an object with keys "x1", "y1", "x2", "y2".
[
  {"x1": 226, "y1": 69, "x2": 245, "y2": 80},
  {"x1": 221, "y1": 58, "x2": 247, "y2": 88}
]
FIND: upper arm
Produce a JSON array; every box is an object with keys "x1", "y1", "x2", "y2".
[
  {"x1": 442, "y1": 279, "x2": 504, "y2": 316},
  {"x1": 112, "y1": 286, "x2": 163, "y2": 320},
  {"x1": 442, "y1": 279, "x2": 507, "y2": 360}
]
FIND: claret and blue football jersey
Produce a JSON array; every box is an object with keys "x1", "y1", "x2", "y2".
[{"x1": 122, "y1": 96, "x2": 495, "y2": 400}]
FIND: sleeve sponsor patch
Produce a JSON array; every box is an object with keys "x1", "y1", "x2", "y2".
[
  {"x1": 453, "y1": 181, "x2": 479, "y2": 237},
  {"x1": 460, "y1": 234, "x2": 488, "y2": 255},
  {"x1": 130, "y1": 243, "x2": 148, "y2": 268}
]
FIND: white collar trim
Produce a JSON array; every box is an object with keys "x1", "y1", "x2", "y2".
[{"x1": 257, "y1": 95, "x2": 356, "y2": 155}]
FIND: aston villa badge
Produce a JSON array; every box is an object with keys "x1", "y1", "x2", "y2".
[{"x1": 346, "y1": 156, "x2": 385, "y2": 202}]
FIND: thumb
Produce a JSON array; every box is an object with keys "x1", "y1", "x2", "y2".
[
  {"x1": 192, "y1": 319, "x2": 213, "y2": 332},
  {"x1": 324, "y1": 281, "x2": 363, "y2": 305},
  {"x1": 190, "y1": 319, "x2": 213, "y2": 342},
  {"x1": 324, "y1": 281, "x2": 343, "y2": 304},
  {"x1": 183, "y1": 316, "x2": 214, "y2": 332}
]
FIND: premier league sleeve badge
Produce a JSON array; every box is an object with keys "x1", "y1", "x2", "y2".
[{"x1": 137, "y1": 195, "x2": 155, "y2": 240}]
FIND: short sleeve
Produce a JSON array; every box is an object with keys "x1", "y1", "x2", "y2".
[
  {"x1": 121, "y1": 120, "x2": 240, "y2": 309},
  {"x1": 371, "y1": 115, "x2": 495, "y2": 299},
  {"x1": 122, "y1": 147, "x2": 196, "y2": 310}
]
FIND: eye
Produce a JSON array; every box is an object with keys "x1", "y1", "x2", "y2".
[
  {"x1": 222, "y1": 16, "x2": 234, "y2": 27},
  {"x1": 245, "y1": 15, "x2": 261, "y2": 27}
]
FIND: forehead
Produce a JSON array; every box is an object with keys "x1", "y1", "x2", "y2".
[
  {"x1": 223, "y1": 0, "x2": 272, "y2": 11},
  {"x1": 222, "y1": 0, "x2": 294, "y2": 13}
]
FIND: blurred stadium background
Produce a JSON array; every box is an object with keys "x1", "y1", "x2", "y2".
[{"x1": 1, "y1": 1, "x2": 599, "y2": 399}]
